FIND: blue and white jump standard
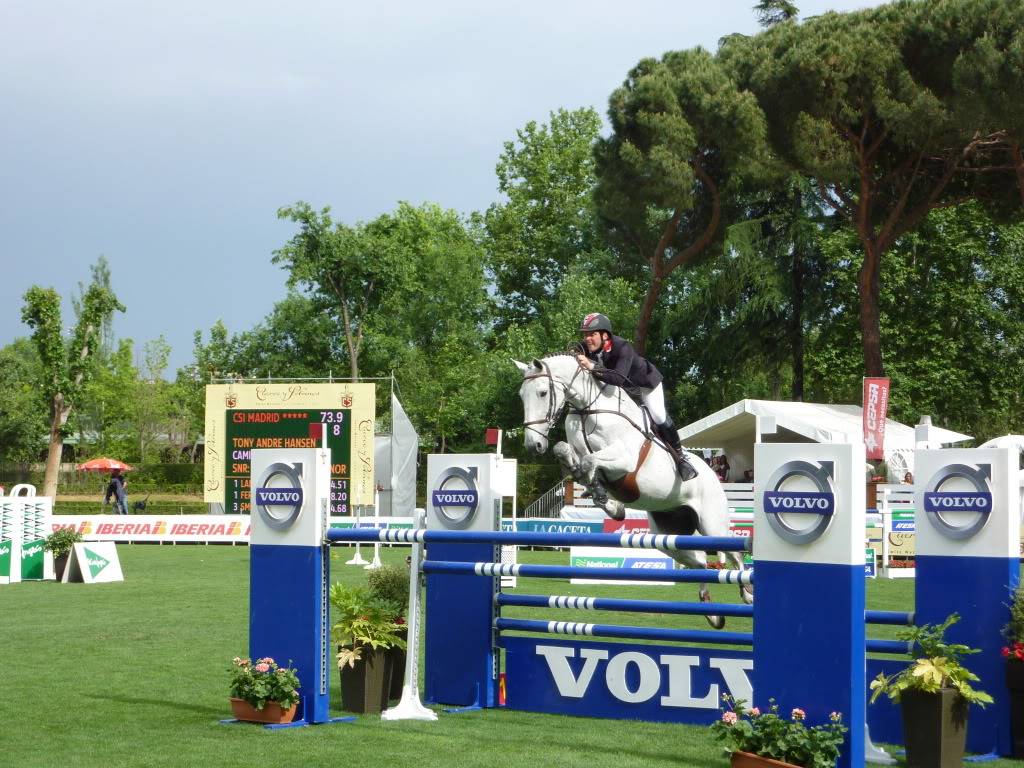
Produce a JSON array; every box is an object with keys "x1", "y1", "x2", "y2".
[{"x1": 239, "y1": 447, "x2": 351, "y2": 728}]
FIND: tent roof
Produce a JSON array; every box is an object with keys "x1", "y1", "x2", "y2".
[{"x1": 678, "y1": 399, "x2": 972, "y2": 450}]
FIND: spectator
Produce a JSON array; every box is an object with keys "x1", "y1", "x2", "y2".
[
  {"x1": 104, "y1": 470, "x2": 128, "y2": 515},
  {"x1": 903, "y1": 471, "x2": 914, "y2": 485}
]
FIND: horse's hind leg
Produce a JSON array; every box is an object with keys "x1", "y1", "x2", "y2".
[{"x1": 650, "y1": 509, "x2": 725, "y2": 630}]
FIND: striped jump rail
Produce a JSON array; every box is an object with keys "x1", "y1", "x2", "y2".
[
  {"x1": 494, "y1": 617, "x2": 912, "y2": 655},
  {"x1": 422, "y1": 560, "x2": 753, "y2": 585},
  {"x1": 500, "y1": 594, "x2": 915, "y2": 627},
  {"x1": 325, "y1": 527, "x2": 750, "y2": 552}
]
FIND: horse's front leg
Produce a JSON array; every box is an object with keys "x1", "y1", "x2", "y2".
[
  {"x1": 552, "y1": 441, "x2": 581, "y2": 479},
  {"x1": 578, "y1": 444, "x2": 634, "y2": 521}
]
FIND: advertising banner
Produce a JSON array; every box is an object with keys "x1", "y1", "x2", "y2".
[{"x1": 862, "y1": 377, "x2": 890, "y2": 460}]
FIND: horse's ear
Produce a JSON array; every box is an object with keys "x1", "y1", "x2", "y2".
[
  {"x1": 531, "y1": 358, "x2": 543, "y2": 370},
  {"x1": 512, "y1": 359, "x2": 529, "y2": 373}
]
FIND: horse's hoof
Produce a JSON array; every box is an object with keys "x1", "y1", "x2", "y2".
[
  {"x1": 740, "y1": 583, "x2": 754, "y2": 605},
  {"x1": 705, "y1": 614, "x2": 726, "y2": 630},
  {"x1": 605, "y1": 505, "x2": 626, "y2": 521}
]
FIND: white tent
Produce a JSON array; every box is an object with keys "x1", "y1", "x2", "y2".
[{"x1": 678, "y1": 399, "x2": 972, "y2": 482}]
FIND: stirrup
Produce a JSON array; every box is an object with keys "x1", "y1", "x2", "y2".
[{"x1": 677, "y1": 457, "x2": 697, "y2": 482}]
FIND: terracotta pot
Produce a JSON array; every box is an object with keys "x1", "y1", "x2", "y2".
[
  {"x1": 338, "y1": 645, "x2": 391, "y2": 714},
  {"x1": 729, "y1": 751, "x2": 800, "y2": 768},
  {"x1": 900, "y1": 688, "x2": 968, "y2": 768},
  {"x1": 228, "y1": 697, "x2": 298, "y2": 724},
  {"x1": 1007, "y1": 660, "x2": 1024, "y2": 757}
]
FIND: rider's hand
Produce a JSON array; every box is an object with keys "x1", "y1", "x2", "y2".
[{"x1": 576, "y1": 354, "x2": 593, "y2": 371}]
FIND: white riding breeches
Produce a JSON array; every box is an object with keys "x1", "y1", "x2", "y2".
[{"x1": 642, "y1": 383, "x2": 667, "y2": 425}]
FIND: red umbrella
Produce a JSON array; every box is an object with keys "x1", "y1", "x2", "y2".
[{"x1": 76, "y1": 457, "x2": 134, "y2": 472}]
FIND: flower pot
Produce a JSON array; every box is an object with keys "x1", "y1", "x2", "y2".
[
  {"x1": 1007, "y1": 659, "x2": 1024, "y2": 757},
  {"x1": 729, "y1": 751, "x2": 800, "y2": 768},
  {"x1": 338, "y1": 645, "x2": 391, "y2": 714},
  {"x1": 228, "y1": 697, "x2": 298, "y2": 724},
  {"x1": 54, "y1": 553, "x2": 69, "y2": 581},
  {"x1": 900, "y1": 688, "x2": 968, "y2": 768},
  {"x1": 388, "y1": 627, "x2": 408, "y2": 701}
]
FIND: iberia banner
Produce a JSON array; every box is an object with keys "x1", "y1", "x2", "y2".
[{"x1": 862, "y1": 377, "x2": 891, "y2": 461}]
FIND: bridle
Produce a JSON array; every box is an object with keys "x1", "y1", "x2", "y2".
[{"x1": 521, "y1": 360, "x2": 582, "y2": 441}]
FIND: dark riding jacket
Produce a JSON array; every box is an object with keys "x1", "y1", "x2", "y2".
[{"x1": 584, "y1": 335, "x2": 663, "y2": 393}]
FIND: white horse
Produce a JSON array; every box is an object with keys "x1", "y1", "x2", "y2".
[{"x1": 514, "y1": 354, "x2": 752, "y2": 627}]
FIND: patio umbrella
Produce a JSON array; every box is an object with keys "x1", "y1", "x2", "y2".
[{"x1": 76, "y1": 457, "x2": 134, "y2": 472}]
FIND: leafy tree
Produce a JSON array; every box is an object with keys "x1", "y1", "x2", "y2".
[
  {"x1": 0, "y1": 339, "x2": 49, "y2": 462},
  {"x1": 725, "y1": 0, "x2": 1024, "y2": 375},
  {"x1": 274, "y1": 203, "x2": 402, "y2": 380},
  {"x1": 478, "y1": 108, "x2": 606, "y2": 327},
  {"x1": 806, "y1": 203, "x2": 1024, "y2": 439},
  {"x1": 754, "y1": 0, "x2": 799, "y2": 28},
  {"x1": 21, "y1": 280, "x2": 124, "y2": 497},
  {"x1": 76, "y1": 338, "x2": 136, "y2": 458},
  {"x1": 594, "y1": 47, "x2": 768, "y2": 354}
]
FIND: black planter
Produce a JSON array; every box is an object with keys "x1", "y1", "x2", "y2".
[
  {"x1": 338, "y1": 646, "x2": 391, "y2": 714},
  {"x1": 54, "y1": 552, "x2": 70, "y2": 581},
  {"x1": 900, "y1": 688, "x2": 968, "y2": 768},
  {"x1": 1007, "y1": 660, "x2": 1024, "y2": 757},
  {"x1": 388, "y1": 627, "x2": 408, "y2": 702}
]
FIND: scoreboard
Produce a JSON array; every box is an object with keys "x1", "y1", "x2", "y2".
[{"x1": 204, "y1": 383, "x2": 375, "y2": 511}]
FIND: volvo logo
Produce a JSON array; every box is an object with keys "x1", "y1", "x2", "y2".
[
  {"x1": 762, "y1": 460, "x2": 836, "y2": 544},
  {"x1": 255, "y1": 462, "x2": 305, "y2": 530},
  {"x1": 431, "y1": 466, "x2": 479, "y2": 529},
  {"x1": 922, "y1": 463, "x2": 992, "y2": 540}
]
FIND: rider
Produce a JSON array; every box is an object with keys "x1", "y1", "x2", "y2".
[{"x1": 575, "y1": 313, "x2": 697, "y2": 481}]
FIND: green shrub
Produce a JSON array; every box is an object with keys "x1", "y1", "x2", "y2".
[
  {"x1": 366, "y1": 564, "x2": 409, "y2": 616},
  {"x1": 43, "y1": 527, "x2": 83, "y2": 558}
]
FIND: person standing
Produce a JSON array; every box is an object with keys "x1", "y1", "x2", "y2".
[
  {"x1": 575, "y1": 313, "x2": 697, "y2": 481},
  {"x1": 104, "y1": 469, "x2": 128, "y2": 515}
]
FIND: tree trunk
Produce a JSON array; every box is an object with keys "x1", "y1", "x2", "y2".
[
  {"x1": 790, "y1": 247, "x2": 805, "y2": 402},
  {"x1": 633, "y1": 276, "x2": 664, "y2": 357},
  {"x1": 43, "y1": 396, "x2": 71, "y2": 499},
  {"x1": 858, "y1": 242, "x2": 885, "y2": 377}
]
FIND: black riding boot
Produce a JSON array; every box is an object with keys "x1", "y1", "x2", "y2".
[{"x1": 657, "y1": 418, "x2": 697, "y2": 481}]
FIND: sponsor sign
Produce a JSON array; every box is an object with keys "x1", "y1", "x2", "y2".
[
  {"x1": 865, "y1": 547, "x2": 877, "y2": 578},
  {"x1": 62, "y1": 541, "x2": 124, "y2": 584},
  {"x1": 503, "y1": 636, "x2": 752, "y2": 725},
  {"x1": 862, "y1": 377, "x2": 890, "y2": 460},
  {"x1": 253, "y1": 461, "x2": 305, "y2": 531},
  {"x1": 921, "y1": 463, "x2": 993, "y2": 540},
  {"x1": 20, "y1": 538, "x2": 45, "y2": 580},
  {"x1": 569, "y1": 546, "x2": 674, "y2": 585},
  {"x1": 430, "y1": 467, "x2": 480, "y2": 529},
  {"x1": 762, "y1": 460, "x2": 836, "y2": 544}
]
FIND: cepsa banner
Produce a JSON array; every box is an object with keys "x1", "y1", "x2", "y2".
[{"x1": 862, "y1": 377, "x2": 891, "y2": 461}]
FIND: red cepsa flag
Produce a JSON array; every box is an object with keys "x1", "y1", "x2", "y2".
[{"x1": 862, "y1": 378, "x2": 891, "y2": 461}]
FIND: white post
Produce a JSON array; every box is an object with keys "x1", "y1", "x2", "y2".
[
  {"x1": 381, "y1": 508, "x2": 436, "y2": 721},
  {"x1": 345, "y1": 486, "x2": 368, "y2": 566},
  {"x1": 364, "y1": 488, "x2": 383, "y2": 570}
]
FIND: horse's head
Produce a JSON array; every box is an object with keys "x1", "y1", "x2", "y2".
[{"x1": 513, "y1": 358, "x2": 561, "y2": 455}]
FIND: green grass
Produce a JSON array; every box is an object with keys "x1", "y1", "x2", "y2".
[{"x1": 1, "y1": 545, "x2": 1018, "y2": 767}]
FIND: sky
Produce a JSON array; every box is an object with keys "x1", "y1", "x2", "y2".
[{"x1": 0, "y1": 0, "x2": 886, "y2": 375}]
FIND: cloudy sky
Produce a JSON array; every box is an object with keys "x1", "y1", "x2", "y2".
[{"x1": 0, "y1": 1, "x2": 884, "y2": 374}]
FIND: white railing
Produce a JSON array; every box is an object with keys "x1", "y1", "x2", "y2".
[{"x1": 523, "y1": 479, "x2": 568, "y2": 518}]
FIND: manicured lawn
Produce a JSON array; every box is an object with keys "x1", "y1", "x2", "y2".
[{"x1": 1, "y1": 545, "x2": 1016, "y2": 767}]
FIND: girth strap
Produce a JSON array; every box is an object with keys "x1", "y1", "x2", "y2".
[{"x1": 605, "y1": 438, "x2": 653, "y2": 504}]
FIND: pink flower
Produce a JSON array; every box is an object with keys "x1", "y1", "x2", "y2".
[
  {"x1": 791, "y1": 708, "x2": 806, "y2": 721},
  {"x1": 721, "y1": 711, "x2": 738, "y2": 724},
  {"x1": 255, "y1": 662, "x2": 271, "y2": 673},
  {"x1": 749, "y1": 707, "x2": 761, "y2": 716},
  {"x1": 830, "y1": 711, "x2": 842, "y2": 722}
]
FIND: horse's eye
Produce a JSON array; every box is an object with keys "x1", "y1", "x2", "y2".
[{"x1": 539, "y1": 390, "x2": 548, "y2": 398}]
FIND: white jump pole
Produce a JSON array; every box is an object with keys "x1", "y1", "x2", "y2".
[
  {"x1": 364, "y1": 488, "x2": 383, "y2": 570},
  {"x1": 345, "y1": 479, "x2": 369, "y2": 566},
  {"x1": 381, "y1": 507, "x2": 436, "y2": 721}
]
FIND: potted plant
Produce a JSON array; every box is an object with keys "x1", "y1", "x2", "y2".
[
  {"x1": 366, "y1": 563, "x2": 410, "y2": 700},
  {"x1": 330, "y1": 583, "x2": 406, "y2": 714},
  {"x1": 1003, "y1": 583, "x2": 1024, "y2": 757},
  {"x1": 43, "y1": 527, "x2": 83, "y2": 580},
  {"x1": 709, "y1": 694, "x2": 847, "y2": 768},
  {"x1": 870, "y1": 613, "x2": 993, "y2": 768},
  {"x1": 227, "y1": 656, "x2": 300, "y2": 724}
]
